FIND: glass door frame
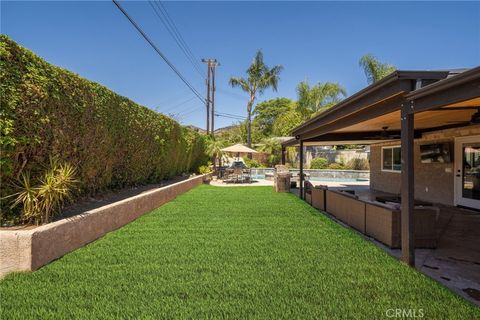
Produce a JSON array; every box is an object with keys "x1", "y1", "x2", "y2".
[{"x1": 454, "y1": 135, "x2": 480, "y2": 209}]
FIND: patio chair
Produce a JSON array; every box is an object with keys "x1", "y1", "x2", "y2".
[
  {"x1": 242, "y1": 168, "x2": 251, "y2": 183},
  {"x1": 223, "y1": 168, "x2": 235, "y2": 183},
  {"x1": 233, "y1": 167, "x2": 243, "y2": 183}
]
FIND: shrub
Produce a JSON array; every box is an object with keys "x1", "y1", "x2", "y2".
[
  {"x1": 346, "y1": 158, "x2": 370, "y2": 170},
  {"x1": 309, "y1": 157, "x2": 328, "y2": 169},
  {"x1": 198, "y1": 165, "x2": 212, "y2": 174},
  {"x1": 327, "y1": 163, "x2": 345, "y2": 170},
  {"x1": 9, "y1": 160, "x2": 77, "y2": 225},
  {"x1": 0, "y1": 35, "x2": 207, "y2": 224},
  {"x1": 244, "y1": 158, "x2": 262, "y2": 168}
]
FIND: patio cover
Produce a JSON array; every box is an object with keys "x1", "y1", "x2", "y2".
[
  {"x1": 281, "y1": 67, "x2": 480, "y2": 267},
  {"x1": 283, "y1": 68, "x2": 480, "y2": 146},
  {"x1": 221, "y1": 144, "x2": 258, "y2": 153}
]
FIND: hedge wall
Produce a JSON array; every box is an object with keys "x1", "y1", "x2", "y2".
[{"x1": 0, "y1": 35, "x2": 207, "y2": 221}]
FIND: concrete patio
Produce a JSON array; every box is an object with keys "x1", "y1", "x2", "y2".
[{"x1": 292, "y1": 182, "x2": 480, "y2": 306}]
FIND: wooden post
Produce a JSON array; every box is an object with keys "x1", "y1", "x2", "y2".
[
  {"x1": 400, "y1": 102, "x2": 415, "y2": 267},
  {"x1": 281, "y1": 146, "x2": 286, "y2": 165},
  {"x1": 299, "y1": 140, "x2": 304, "y2": 200}
]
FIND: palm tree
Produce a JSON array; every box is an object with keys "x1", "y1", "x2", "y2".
[
  {"x1": 229, "y1": 50, "x2": 283, "y2": 147},
  {"x1": 258, "y1": 137, "x2": 282, "y2": 166},
  {"x1": 205, "y1": 138, "x2": 224, "y2": 172},
  {"x1": 296, "y1": 81, "x2": 346, "y2": 120},
  {"x1": 359, "y1": 54, "x2": 396, "y2": 85}
]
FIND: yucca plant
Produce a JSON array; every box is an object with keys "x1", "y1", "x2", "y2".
[
  {"x1": 10, "y1": 173, "x2": 39, "y2": 224},
  {"x1": 8, "y1": 161, "x2": 77, "y2": 225}
]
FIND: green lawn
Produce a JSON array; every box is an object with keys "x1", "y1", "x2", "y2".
[{"x1": 1, "y1": 185, "x2": 478, "y2": 319}]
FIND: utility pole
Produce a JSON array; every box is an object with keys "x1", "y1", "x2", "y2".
[
  {"x1": 202, "y1": 59, "x2": 211, "y2": 134},
  {"x1": 202, "y1": 58, "x2": 219, "y2": 136},
  {"x1": 211, "y1": 62, "x2": 217, "y2": 136}
]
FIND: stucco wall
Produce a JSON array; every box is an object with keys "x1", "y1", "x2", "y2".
[
  {"x1": 0, "y1": 174, "x2": 208, "y2": 278},
  {"x1": 370, "y1": 125, "x2": 480, "y2": 206}
]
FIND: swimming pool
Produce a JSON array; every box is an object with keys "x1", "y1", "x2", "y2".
[{"x1": 250, "y1": 174, "x2": 368, "y2": 183}]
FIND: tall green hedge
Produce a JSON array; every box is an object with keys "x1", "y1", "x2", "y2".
[{"x1": 0, "y1": 35, "x2": 207, "y2": 222}]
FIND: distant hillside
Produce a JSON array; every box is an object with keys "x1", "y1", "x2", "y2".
[
  {"x1": 214, "y1": 125, "x2": 239, "y2": 134},
  {"x1": 185, "y1": 125, "x2": 207, "y2": 134}
]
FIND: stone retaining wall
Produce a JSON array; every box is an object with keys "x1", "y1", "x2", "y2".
[{"x1": 0, "y1": 174, "x2": 208, "y2": 278}]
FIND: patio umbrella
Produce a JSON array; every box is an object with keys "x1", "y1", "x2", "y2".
[
  {"x1": 221, "y1": 144, "x2": 258, "y2": 154},
  {"x1": 221, "y1": 144, "x2": 258, "y2": 160}
]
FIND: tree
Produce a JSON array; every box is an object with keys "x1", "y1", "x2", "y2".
[
  {"x1": 229, "y1": 50, "x2": 283, "y2": 147},
  {"x1": 359, "y1": 54, "x2": 396, "y2": 84},
  {"x1": 253, "y1": 98, "x2": 294, "y2": 137},
  {"x1": 296, "y1": 81, "x2": 346, "y2": 120},
  {"x1": 215, "y1": 122, "x2": 246, "y2": 145},
  {"x1": 205, "y1": 138, "x2": 224, "y2": 172},
  {"x1": 257, "y1": 137, "x2": 282, "y2": 166},
  {"x1": 272, "y1": 107, "x2": 303, "y2": 137}
]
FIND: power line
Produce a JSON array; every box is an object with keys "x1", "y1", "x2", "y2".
[
  {"x1": 154, "y1": 89, "x2": 190, "y2": 106},
  {"x1": 215, "y1": 112, "x2": 246, "y2": 120},
  {"x1": 157, "y1": 1, "x2": 205, "y2": 76},
  {"x1": 148, "y1": 1, "x2": 205, "y2": 79},
  {"x1": 112, "y1": 0, "x2": 205, "y2": 104},
  {"x1": 216, "y1": 111, "x2": 246, "y2": 119},
  {"x1": 176, "y1": 105, "x2": 204, "y2": 118},
  {"x1": 161, "y1": 96, "x2": 197, "y2": 113},
  {"x1": 156, "y1": 1, "x2": 204, "y2": 74},
  {"x1": 174, "y1": 100, "x2": 202, "y2": 115},
  {"x1": 216, "y1": 87, "x2": 246, "y2": 101}
]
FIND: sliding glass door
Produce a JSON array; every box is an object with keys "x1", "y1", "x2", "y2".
[{"x1": 455, "y1": 136, "x2": 480, "y2": 209}]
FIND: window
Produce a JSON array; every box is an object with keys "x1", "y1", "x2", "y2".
[{"x1": 382, "y1": 146, "x2": 401, "y2": 172}]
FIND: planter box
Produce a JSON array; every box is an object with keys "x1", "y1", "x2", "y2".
[
  {"x1": 326, "y1": 190, "x2": 366, "y2": 233},
  {"x1": 365, "y1": 202, "x2": 439, "y2": 248},
  {"x1": 0, "y1": 174, "x2": 209, "y2": 277}
]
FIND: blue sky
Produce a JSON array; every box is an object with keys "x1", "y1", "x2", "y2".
[{"x1": 2, "y1": 1, "x2": 479, "y2": 129}]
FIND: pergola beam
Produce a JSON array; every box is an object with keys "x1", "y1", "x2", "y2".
[
  {"x1": 407, "y1": 77, "x2": 480, "y2": 114},
  {"x1": 296, "y1": 95, "x2": 407, "y2": 140},
  {"x1": 292, "y1": 74, "x2": 446, "y2": 137}
]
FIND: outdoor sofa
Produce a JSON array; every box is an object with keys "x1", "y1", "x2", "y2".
[
  {"x1": 326, "y1": 189, "x2": 366, "y2": 233},
  {"x1": 315, "y1": 189, "x2": 440, "y2": 249},
  {"x1": 365, "y1": 201, "x2": 439, "y2": 249}
]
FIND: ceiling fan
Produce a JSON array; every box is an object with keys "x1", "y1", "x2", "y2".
[
  {"x1": 469, "y1": 107, "x2": 480, "y2": 124},
  {"x1": 367, "y1": 126, "x2": 401, "y2": 140}
]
